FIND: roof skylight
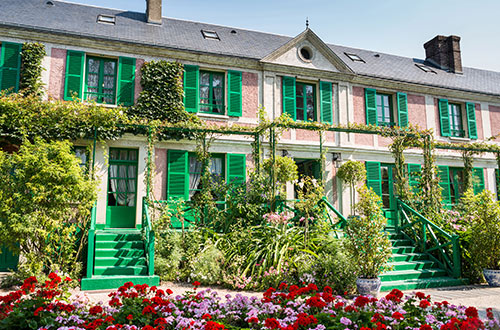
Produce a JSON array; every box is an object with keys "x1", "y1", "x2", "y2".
[
  {"x1": 415, "y1": 63, "x2": 437, "y2": 74},
  {"x1": 97, "y1": 14, "x2": 116, "y2": 25},
  {"x1": 345, "y1": 52, "x2": 364, "y2": 63},
  {"x1": 201, "y1": 30, "x2": 220, "y2": 40}
]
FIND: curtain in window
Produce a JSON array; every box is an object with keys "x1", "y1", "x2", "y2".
[
  {"x1": 127, "y1": 165, "x2": 136, "y2": 206},
  {"x1": 189, "y1": 157, "x2": 203, "y2": 198}
]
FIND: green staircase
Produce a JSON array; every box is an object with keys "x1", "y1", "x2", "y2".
[
  {"x1": 81, "y1": 200, "x2": 160, "y2": 290},
  {"x1": 380, "y1": 229, "x2": 465, "y2": 291}
]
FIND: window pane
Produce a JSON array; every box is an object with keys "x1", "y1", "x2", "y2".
[
  {"x1": 128, "y1": 165, "x2": 137, "y2": 178},
  {"x1": 212, "y1": 74, "x2": 223, "y2": 87},
  {"x1": 88, "y1": 58, "x2": 100, "y2": 73},
  {"x1": 296, "y1": 85, "x2": 303, "y2": 97},
  {"x1": 200, "y1": 86, "x2": 209, "y2": 100},
  {"x1": 189, "y1": 156, "x2": 202, "y2": 173},
  {"x1": 213, "y1": 87, "x2": 223, "y2": 103},
  {"x1": 296, "y1": 96, "x2": 304, "y2": 110},
  {"x1": 306, "y1": 101, "x2": 314, "y2": 121},
  {"x1": 305, "y1": 85, "x2": 313, "y2": 97},
  {"x1": 103, "y1": 76, "x2": 115, "y2": 89},
  {"x1": 104, "y1": 61, "x2": 116, "y2": 75},
  {"x1": 87, "y1": 73, "x2": 99, "y2": 87},
  {"x1": 110, "y1": 150, "x2": 119, "y2": 160},
  {"x1": 200, "y1": 72, "x2": 210, "y2": 85},
  {"x1": 382, "y1": 195, "x2": 390, "y2": 209},
  {"x1": 296, "y1": 108, "x2": 304, "y2": 121},
  {"x1": 119, "y1": 150, "x2": 128, "y2": 160}
]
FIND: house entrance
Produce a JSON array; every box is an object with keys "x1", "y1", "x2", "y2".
[
  {"x1": 380, "y1": 163, "x2": 397, "y2": 227},
  {"x1": 106, "y1": 148, "x2": 138, "y2": 228}
]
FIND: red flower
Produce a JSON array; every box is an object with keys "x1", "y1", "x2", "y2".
[
  {"x1": 420, "y1": 325, "x2": 432, "y2": 330},
  {"x1": 487, "y1": 308, "x2": 494, "y2": 319},
  {"x1": 205, "y1": 321, "x2": 225, "y2": 330},
  {"x1": 279, "y1": 282, "x2": 288, "y2": 290},
  {"x1": 33, "y1": 307, "x2": 43, "y2": 316},
  {"x1": 323, "y1": 286, "x2": 333, "y2": 294},
  {"x1": 142, "y1": 305, "x2": 156, "y2": 315},
  {"x1": 166, "y1": 289, "x2": 173, "y2": 295},
  {"x1": 193, "y1": 281, "x2": 201, "y2": 287},
  {"x1": 89, "y1": 305, "x2": 103, "y2": 315},
  {"x1": 371, "y1": 313, "x2": 385, "y2": 323},
  {"x1": 419, "y1": 299, "x2": 431, "y2": 308},
  {"x1": 415, "y1": 292, "x2": 426, "y2": 299},
  {"x1": 143, "y1": 326, "x2": 155, "y2": 330},
  {"x1": 105, "y1": 315, "x2": 115, "y2": 323},
  {"x1": 248, "y1": 317, "x2": 259, "y2": 324},
  {"x1": 264, "y1": 318, "x2": 281, "y2": 329},
  {"x1": 305, "y1": 295, "x2": 326, "y2": 308},
  {"x1": 202, "y1": 313, "x2": 212, "y2": 320},
  {"x1": 289, "y1": 285, "x2": 299, "y2": 292},
  {"x1": 465, "y1": 306, "x2": 478, "y2": 318},
  {"x1": 126, "y1": 314, "x2": 133, "y2": 320},
  {"x1": 354, "y1": 295, "x2": 371, "y2": 307},
  {"x1": 307, "y1": 283, "x2": 318, "y2": 292},
  {"x1": 392, "y1": 312, "x2": 404, "y2": 320}
]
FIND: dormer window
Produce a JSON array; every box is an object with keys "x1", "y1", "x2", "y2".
[
  {"x1": 201, "y1": 30, "x2": 220, "y2": 40},
  {"x1": 97, "y1": 14, "x2": 116, "y2": 25},
  {"x1": 345, "y1": 52, "x2": 364, "y2": 63}
]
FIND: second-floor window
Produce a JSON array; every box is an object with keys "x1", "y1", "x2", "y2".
[
  {"x1": 199, "y1": 71, "x2": 224, "y2": 114},
  {"x1": 183, "y1": 65, "x2": 242, "y2": 117},
  {"x1": 295, "y1": 82, "x2": 316, "y2": 121},
  {"x1": 376, "y1": 93, "x2": 394, "y2": 127},
  {"x1": 438, "y1": 99, "x2": 477, "y2": 139},
  {"x1": 64, "y1": 50, "x2": 136, "y2": 106},
  {"x1": 85, "y1": 56, "x2": 117, "y2": 104},
  {"x1": 364, "y1": 88, "x2": 408, "y2": 127},
  {"x1": 282, "y1": 76, "x2": 333, "y2": 124}
]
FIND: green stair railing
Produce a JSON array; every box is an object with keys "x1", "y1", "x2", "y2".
[
  {"x1": 396, "y1": 199, "x2": 461, "y2": 278},
  {"x1": 142, "y1": 197, "x2": 155, "y2": 276},
  {"x1": 85, "y1": 204, "x2": 97, "y2": 279},
  {"x1": 276, "y1": 197, "x2": 347, "y2": 235}
]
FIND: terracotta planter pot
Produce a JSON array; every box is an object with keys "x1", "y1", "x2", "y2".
[
  {"x1": 356, "y1": 277, "x2": 381, "y2": 296},
  {"x1": 483, "y1": 269, "x2": 500, "y2": 287}
]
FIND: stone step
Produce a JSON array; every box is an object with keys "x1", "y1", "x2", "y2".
[
  {"x1": 94, "y1": 265, "x2": 148, "y2": 276},
  {"x1": 94, "y1": 257, "x2": 147, "y2": 267},
  {"x1": 94, "y1": 248, "x2": 145, "y2": 258},
  {"x1": 389, "y1": 260, "x2": 436, "y2": 271},
  {"x1": 380, "y1": 268, "x2": 447, "y2": 282},
  {"x1": 380, "y1": 277, "x2": 467, "y2": 291}
]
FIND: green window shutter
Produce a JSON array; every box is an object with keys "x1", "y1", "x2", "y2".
[
  {"x1": 282, "y1": 76, "x2": 296, "y2": 120},
  {"x1": 466, "y1": 102, "x2": 478, "y2": 139},
  {"x1": 167, "y1": 150, "x2": 189, "y2": 200},
  {"x1": 319, "y1": 81, "x2": 333, "y2": 124},
  {"x1": 183, "y1": 64, "x2": 199, "y2": 113},
  {"x1": 365, "y1": 161, "x2": 382, "y2": 197},
  {"x1": 227, "y1": 154, "x2": 246, "y2": 184},
  {"x1": 397, "y1": 92, "x2": 409, "y2": 127},
  {"x1": 438, "y1": 99, "x2": 451, "y2": 137},
  {"x1": 0, "y1": 42, "x2": 22, "y2": 93},
  {"x1": 437, "y1": 165, "x2": 451, "y2": 205},
  {"x1": 227, "y1": 70, "x2": 242, "y2": 116},
  {"x1": 63, "y1": 50, "x2": 85, "y2": 101},
  {"x1": 496, "y1": 169, "x2": 500, "y2": 201},
  {"x1": 408, "y1": 163, "x2": 422, "y2": 192},
  {"x1": 117, "y1": 57, "x2": 136, "y2": 106},
  {"x1": 365, "y1": 88, "x2": 377, "y2": 125},
  {"x1": 473, "y1": 167, "x2": 485, "y2": 195}
]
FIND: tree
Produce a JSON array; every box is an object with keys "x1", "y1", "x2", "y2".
[{"x1": 0, "y1": 139, "x2": 97, "y2": 279}]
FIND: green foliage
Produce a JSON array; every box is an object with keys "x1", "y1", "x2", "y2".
[
  {"x1": 132, "y1": 60, "x2": 200, "y2": 140},
  {"x1": 294, "y1": 176, "x2": 326, "y2": 226},
  {"x1": 337, "y1": 160, "x2": 366, "y2": 187},
  {"x1": 0, "y1": 139, "x2": 97, "y2": 279},
  {"x1": 337, "y1": 160, "x2": 366, "y2": 214},
  {"x1": 0, "y1": 93, "x2": 127, "y2": 142},
  {"x1": 263, "y1": 155, "x2": 298, "y2": 195},
  {"x1": 463, "y1": 190, "x2": 500, "y2": 271},
  {"x1": 19, "y1": 42, "x2": 46, "y2": 98},
  {"x1": 345, "y1": 186, "x2": 392, "y2": 278}
]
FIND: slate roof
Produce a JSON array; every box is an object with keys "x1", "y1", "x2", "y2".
[{"x1": 1, "y1": 0, "x2": 500, "y2": 96}]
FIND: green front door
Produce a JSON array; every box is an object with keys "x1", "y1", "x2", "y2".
[
  {"x1": 380, "y1": 164, "x2": 397, "y2": 227},
  {"x1": 0, "y1": 244, "x2": 19, "y2": 271},
  {"x1": 106, "y1": 148, "x2": 138, "y2": 228}
]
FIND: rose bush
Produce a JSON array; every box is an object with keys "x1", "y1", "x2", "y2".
[{"x1": 1, "y1": 274, "x2": 499, "y2": 330}]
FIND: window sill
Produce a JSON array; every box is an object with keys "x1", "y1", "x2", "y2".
[
  {"x1": 197, "y1": 113, "x2": 230, "y2": 120},
  {"x1": 448, "y1": 136, "x2": 470, "y2": 142}
]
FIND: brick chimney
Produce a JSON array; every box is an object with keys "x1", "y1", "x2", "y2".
[
  {"x1": 146, "y1": 0, "x2": 162, "y2": 25},
  {"x1": 424, "y1": 35, "x2": 462, "y2": 74}
]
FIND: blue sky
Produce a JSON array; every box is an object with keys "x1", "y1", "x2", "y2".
[{"x1": 68, "y1": 0, "x2": 500, "y2": 72}]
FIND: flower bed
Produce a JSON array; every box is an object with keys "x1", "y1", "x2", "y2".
[{"x1": 1, "y1": 274, "x2": 498, "y2": 330}]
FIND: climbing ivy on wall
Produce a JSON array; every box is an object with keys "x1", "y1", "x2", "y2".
[{"x1": 19, "y1": 42, "x2": 46, "y2": 97}]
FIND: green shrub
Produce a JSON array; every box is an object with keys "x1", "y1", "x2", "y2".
[
  {"x1": 20, "y1": 42, "x2": 47, "y2": 97},
  {"x1": 0, "y1": 139, "x2": 97, "y2": 280},
  {"x1": 463, "y1": 190, "x2": 500, "y2": 271},
  {"x1": 345, "y1": 186, "x2": 392, "y2": 278}
]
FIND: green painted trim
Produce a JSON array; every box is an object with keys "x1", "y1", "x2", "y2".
[
  {"x1": 295, "y1": 82, "x2": 316, "y2": 122},
  {"x1": 198, "y1": 70, "x2": 225, "y2": 115},
  {"x1": 96, "y1": 223, "x2": 106, "y2": 230}
]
